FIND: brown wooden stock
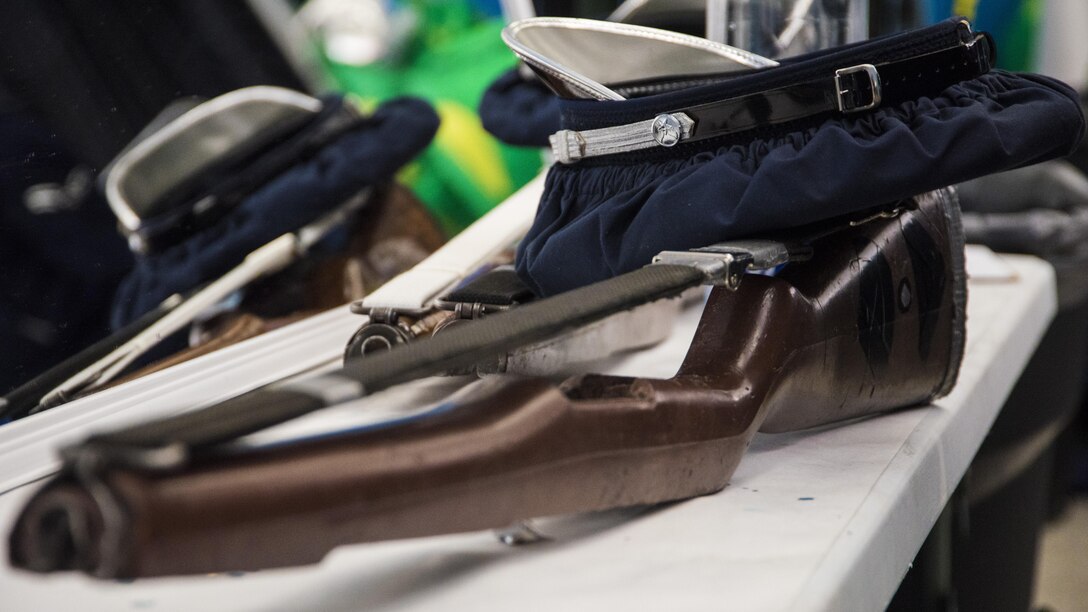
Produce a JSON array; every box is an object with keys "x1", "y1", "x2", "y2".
[{"x1": 10, "y1": 191, "x2": 964, "y2": 578}]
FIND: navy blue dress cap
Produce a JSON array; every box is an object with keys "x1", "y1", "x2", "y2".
[
  {"x1": 516, "y1": 19, "x2": 1086, "y2": 296},
  {"x1": 112, "y1": 97, "x2": 439, "y2": 327}
]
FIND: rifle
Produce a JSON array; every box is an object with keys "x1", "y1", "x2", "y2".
[{"x1": 9, "y1": 188, "x2": 965, "y2": 577}]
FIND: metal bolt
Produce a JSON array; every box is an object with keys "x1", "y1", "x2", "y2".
[{"x1": 652, "y1": 114, "x2": 683, "y2": 147}]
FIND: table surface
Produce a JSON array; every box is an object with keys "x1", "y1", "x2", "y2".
[{"x1": 0, "y1": 252, "x2": 1056, "y2": 612}]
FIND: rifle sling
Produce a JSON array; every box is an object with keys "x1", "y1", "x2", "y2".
[{"x1": 72, "y1": 264, "x2": 706, "y2": 470}]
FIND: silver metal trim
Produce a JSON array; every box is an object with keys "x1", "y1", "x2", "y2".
[
  {"x1": 502, "y1": 21, "x2": 626, "y2": 101},
  {"x1": 693, "y1": 240, "x2": 796, "y2": 270},
  {"x1": 502, "y1": 18, "x2": 778, "y2": 102},
  {"x1": 653, "y1": 250, "x2": 743, "y2": 289},
  {"x1": 654, "y1": 239, "x2": 807, "y2": 289},
  {"x1": 550, "y1": 112, "x2": 694, "y2": 163},
  {"x1": 104, "y1": 86, "x2": 322, "y2": 234}
]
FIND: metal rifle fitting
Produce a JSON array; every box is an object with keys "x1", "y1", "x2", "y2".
[{"x1": 652, "y1": 239, "x2": 812, "y2": 289}]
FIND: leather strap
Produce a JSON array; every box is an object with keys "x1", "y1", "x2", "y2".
[
  {"x1": 55, "y1": 209, "x2": 875, "y2": 470},
  {"x1": 551, "y1": 29, "x2": 995, "y2": 163},
  {"x1": 686, "y1": 31, "x2": 994, "y2": 140},
  {"x1": 443, "y1": 267, "x2": 535, "y2": 307},
  {"x1": 71, "y1": 264, "x2": 708, "y2": 470}
]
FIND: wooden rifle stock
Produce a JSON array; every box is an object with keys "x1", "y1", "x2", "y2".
[{"x1": 10, "y1": 190, "x2": 966, "y2": 578}]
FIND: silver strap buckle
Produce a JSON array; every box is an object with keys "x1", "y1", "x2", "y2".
[{"x1": 834, "y1": 64, "x2": 882, "y2": 113}]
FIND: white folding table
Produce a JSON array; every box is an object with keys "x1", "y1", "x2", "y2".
[{"x1": 0, "y1": 252, "x2": 1055, "y2": 612}]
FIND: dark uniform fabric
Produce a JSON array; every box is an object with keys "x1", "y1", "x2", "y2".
[
  {"x1": 0, "y1": 113, "x2": 133, "y2": 393},
  {"x1": 0, "y1": 0, "x2": 305, "y2": 170},
  {"x1": 0, "y1": 1, "x2": 308, "y2": 394},
  {"x1": 479, "y1": 68, "x2": 561, "y2": 148}
]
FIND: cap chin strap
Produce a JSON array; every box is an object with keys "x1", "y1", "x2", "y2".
[{"x1": 550, "y1": 29, "x2": 993, "y2": 163}]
